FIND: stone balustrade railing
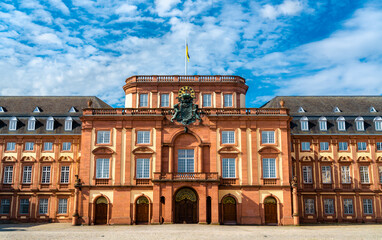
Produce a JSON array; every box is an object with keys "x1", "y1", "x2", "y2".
[{"x1": 125, "y1": 75, "x2": 246, "y2": 84}]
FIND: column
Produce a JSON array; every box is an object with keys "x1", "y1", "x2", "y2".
[{"x1": 292, "y1": 178, "x2": 300, "y2": 225}]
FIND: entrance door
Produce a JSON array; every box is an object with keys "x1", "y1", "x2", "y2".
[
  {"x1": 174, "y1": 188, "x2": 198, "y2": 223},
  {"x1": 136, "y1": 196, "x2": 149, "y2": 224},
  {"x1": 222, "y1": 196, "x2": 236, "y2": 224},
  {"x1": 95, "y1": 197, "x2": 108, "y2": 225},
  {"x1": 264, "y1": 197, "x2": 277, "y2": 225}
]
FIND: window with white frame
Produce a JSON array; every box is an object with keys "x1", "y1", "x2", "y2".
[
  {"x1": 337, "y1": 117, "x2": 346, "y2": 131},
  {"x1": 318, "y1": 117, "x2": 327, "y2": 131},
  {"x1": 22, "y1": 166, "x2": 32, "y2": 184},
  {"x1": 58, "y1": 198, "x2": 67, "y2": 214},
  {"x1": 304, "y1": 199, "x2": 315, "y2": 214},
  {"x1": 136, "y1": 158, "x2": 150, "y2": 179},
  {"x1": 137, "y1": 130, "x2": 150, "y2": 144},
  {"x1": 262, "y1": 131, "x2": 275, "y2": 144},
  {"x1": 6, "y1": 142, "x2": 15, "y2": 151},
  {"x1": 139, "y1": 93, "x2": 148, "y2": 107},
  {"x1": 161, "y1": 94, "x2": 169, "y2": 107},
  {"x1": 324, "y1": 199, "x2": 334, "y2": 214},
  {"x1": 377, "y1": 142, "x2": 382, "y2": 151},
  {"x1": 355, "y1": 117, "x2": 364, "y2": 131},
  {"x1": 3, "y1": 166, "x2": 13, "y2": 184},
  {"x1": 223, "y1": 94, "x2": 233, "y2": 107},
  {"x1": 222, "y1": 130, "x2": 235, "y2": 144},
  {"x1": 302, "y1": 166, "x2": 312, "y2": 183},
  {"x1": 341, "y1": 166, "x2": 351, "y2": 183},
  {"x1": 27, "y1": 117, "x2": 36, "y2": 131},
  {"x1": 96, "y1": 158, "x2": 110, "y2": 179},
  {"x1": 203, "y1": 94, "x2": 212, "y2": 107},
  {"x1": 343, "y1": 199, "x2": 353, "y2": 214},
  {"x1": 374, "y1": 117, "x2": 382, "y2": 131},
  {"x1": 360, "y1": 166, "x2": 370, "y2": 183},
  {"x1": 65, "y1": 116, "x2": 72, "y2": 131},
  {"x1": 25, "y1": 142, "x2": 34, "y2": 151},
  {"x1": 357, "y1": 142, "x2": 367, "y2": 151},
  {"x1": 19, "y1": 199, "x2": 29, "y2": 214},
  {"x1": 379, "y1": 166, "x2": 382, "y2": 184},
  {"x1": 41, "y1": 166, "x2": 51, "y2": 184},
  {"x1": 300, "y1": 117, "x2": 309, "y2": 131},
  {"x1": 222, "y1": 158, "x2": 235, "y2": 178},
  {"x1": 301, "y1": 142, "x2": 310, "y2": 151},
  {"x1": 69, "y1": 106, "x2": 77, "y2": 113},
  {"x1": 39, "y1": 199, "x2": 48, "y2": 214},
  {"x1": 62, "y1": 142, "x2": 71, "y2": 151},
  {"x1": 363, "y1": 199, "x2": 373, "y2": 214},
  {"x1": 60, "y1": 166, "x2": 70, "y2": 183},
  {"x1": 46, "y1": 116, "x2": 54, "y2": 131},
  {"x1": 0, "y1": 199, "x2": 10, "y2": 214},
  {"x1": 320, "y1": 142, "x2": 329, "y2": 151},
  {"x1": 338, "y1": 142, "x2": 348, "y2": 151},
  {"x1": 178, "y1": 149, "x2": 194, "y2": 173},
  {"x1": 97, "y1": 131, "x2": 110, "y2": 144},
  {"x1": 9, "y1": 117, "x2": 17, "y2": 131},
  {"x1": 321, "y1": 166, "x2": 332, "y2": 184},
  {"x1": 44, "y1": 142, "x2": 53, "y2": 151},
  {"x1": 262, "y1": 158, "x2": 276, "y2": 178}
]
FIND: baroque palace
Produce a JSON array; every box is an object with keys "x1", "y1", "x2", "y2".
[{"x1": 0, "y1": 75, "x2": 381, "y2": 225}]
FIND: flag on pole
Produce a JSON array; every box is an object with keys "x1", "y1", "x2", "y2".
[{"x1": 186, "y1": 43, "x2": 190, "y2": 62}]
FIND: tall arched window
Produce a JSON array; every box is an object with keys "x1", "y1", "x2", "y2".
[
  {"x1": 355, "y1": 116, "x2": 364, "y2": 131},
  {"x1": 27, "y1": 116, "x2": 36, "y2": 131},
  {"x1": 65, "y1": 116, "x2": 72, "y2": 131},
  {"x1": 336, "y1": 116, "x2": 346, "y2": 131},
  {"x1": 374, "y1": 117, "x2": 382, "y2": 131},
  {"x1": 300, "y1": 116, "x2": 309, "y2": 131},
  {"x1": 318, "y1": 116, "x2": 327, "y2": 131},
  {"x1": 46, "y1": 116, "x2": 54, "y2": 131}
]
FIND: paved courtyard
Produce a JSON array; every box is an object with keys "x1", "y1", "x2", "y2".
[{"x1": 0, "y1": 223, "x2": 382, "y2": 240}]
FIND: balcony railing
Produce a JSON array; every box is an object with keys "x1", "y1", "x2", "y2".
[
  {"x1": 221, "y1": 178, "x2": 237, "y2": 185},
  {"x1": 95, "y1": 179, "x2": 109, "y2": 185},
  {"x1": 263, "y1": 179, "x2": 277, "y2": 185},
  {"x1": 136, "y1": 179, "x2": 151, "y2": 185},
  {"x1": 153, "y1": 172, "x2": 219, "y2": 181},
  {"x1": 125, "y1": 75, "x2": 246, "y2": 84}
]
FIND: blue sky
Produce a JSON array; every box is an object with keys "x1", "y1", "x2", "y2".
[{"x1": 1, "y1": 0, "x2": 382, "y2": 107}]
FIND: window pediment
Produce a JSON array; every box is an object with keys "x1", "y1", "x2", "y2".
[
  {"x1": 92, "y1": 147, "x2": 115, "y2": 155},
  {"x1": 2, "y1": 156, "x2": 16, "y2": 162},
  {"x1": 376, "y1": 156, "x2": 382, "y2": 162},
  {"x1": 21, "y1": 156, "x2": 36, "y2": 162},
  {"x1": 132, "y1": 146, "x2": 155, "y2": 154},
  {"x1": 300, "y1": 156, "x2": 313, "y2": 162},
  {"x1": 40, "y1": 156, "x2": 54, "y2": 162},
  {"x1": 258, "y1": 146, "x2": 280, "y2": 154},
  {"x1": 319, "y1": 156, "x2": 333, "y2": 162},
  {"x1": 58, "y1": 156, "x2": 73, "y2": 162},
  {"x1": 338, "y1": 156, "x2": 352, "y2": 162},
  {"x1": 218, "y1": 146, "x2": 240, "y2": 154},
  {"x1": 357, "y1": 156, "x2": 371, "y2": 162}
]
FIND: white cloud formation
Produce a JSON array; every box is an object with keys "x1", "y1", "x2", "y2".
[
  {"x1": 115, "y1": 3, "x2": 137, "y2": 15},
  {"x1": 154, "y1": 0, "x2": 181, "y2": 16},
  {"x1": 261, "y1": 0, "x2": 303, "y2": 19},
  {"x1": 34, "y1": 33, "x2": 62, "y2": 46},
  {"x1": 47, "y1": 0, "x2": 70, "y2": 15}
]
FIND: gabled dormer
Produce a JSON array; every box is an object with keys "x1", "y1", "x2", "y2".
[
  {"x1": 69, "y1": 106, "x2": 77, "y2": 113},
  {"x1": 298, "y1": 107, "x2": 306, "y2": 113},
  {"x1": 0, "y1": 106, "x2": 5, "y2": 113},
  {"x1": 33, "y1": 106, "x2": 41, "y2": 113},
  {"x1": 333, "y1": 107, "x2": 341, "y2": 113},
  {"x1": 370, "y1": 106, "x2": 377, "y2": 112}
]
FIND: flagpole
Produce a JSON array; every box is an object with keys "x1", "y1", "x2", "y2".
[{"x1": 185, "y1": 38, "x2": 187, "y2": 75}]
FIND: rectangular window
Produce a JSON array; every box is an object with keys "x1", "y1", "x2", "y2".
[
  {"x1": 62, "y1": 142, "x2": 71, "y2": 151},
  {"x1": 20, "y1": 199, "x2": 29, "y2": 214},
  {"x1": 96, "y1": 158, "x2": 110, "y2": 179},
  {"x1": 60, "y1": 166, "x2": 70, "y2": 184},
  {"x1": 304, "y1": 199, "x2": 315, "y2": 214},
  {"x1": 338, "y1": 121, "x2": 346, "y2": 131},
  {"x1": 44, "y1": 142, "x2": 53, "y2": 151},
  {"x1": 377, "y1": 142, "x2": 382, "y2": 151},
  {"x1": 137, "y1": 131, "x2": 150, "y2": 144},
  {"x1": 139, "y1": 93, "x2": 148, "y2": 107},
  {"x1": 46, "y1": 119, "x2": 54, "y2": 131},
  {"x1": 58, "y1": 199, "x2": 67, "y2": 214},
  {"x1": 39, "y1": 199, "x2": 48, "y2": 214},
  {"x1": 358, "y1": 142, "x2": 367, "y2": 151},
  {"x1": 322, "y1": 166, "x2": 332, "y2": 184},
  {"x1": 301, "y1": 121, "x2": 309, "y2": 131},
  {"x1": 41, "y1": 166, "x2": 51, "y2": 184},
  {"x1": 6, "y1": 142, "x2": 15, "y2": 151},
  {"x1": 64, "y1": 120, "x2": 72, "y2": 131},
  {"x1": 97, "y1": 131, "x2": 110, "y2": 144},
  {"x1": 22, "y1": 166, "x2": 32, "y2": 184},
  {"x1": 262, "y1": 158, "x2": 276, "y2": 179},
  {"x1": 338, "y1": 142, "x2": 348, "y2": 151},
  {"x1": 223, "y1": 94, "x2": 232, "y2": 107},
  {"x1": 363, "y1": 199, "x2": 373, "y2": 214},
  {"x1": 3, "y1": 166, "x2": 13, "y2": 184},
  {"x1": 360, "y1": 166, "x2": 370, "y2": 183},
  {"x1": 161, "y1": 94, "x2": 169, "y2": 107},
  {"x1": 203, "y1": 94, "x2": 212, "y2": 107},
  {"x1": 379, "y1": 166, "x2": 382, "y2": 184},
  {"x1": 341, "y1": 166, "x2": 351, "y2": 183},
  {"x1": 343, "y1": 199, "x2": 353, "y2": 214},
  {"x1": 222, "y1": 131, "x2": 235, "y2": 144},
  {"x1": 356, "y1": 121, "x2": 364, "y2": 131},
  {"x1": 319, "y1": 121, "x2": 327, "y2": 131},
  {"x1": 222, "y1": 158, "x2": 235, "y2": 178},
  {"x1": 0, "y1": 199, "x2": 10, "y2": 214},
  {"x1": 27, "y1": 120, "x2": 35, "y2": 131},
  {"x1": 324, "y1": 199, "x2": 334, "y2": 214},
  {"x1": 178, "y1": 149, "x2": 194, "y2": 173},
  {"x1": 136, "y1": 158, "x2": 150, "y2": 179},
  {"x1": 9, "y1": 119, "x2": 17, "y2": 131},
  {"x1": 320, "y1": 142, "x2": 329, "y2": 151},
  {"x1": 262, "y1": 131, "x2": 275, "y2": 144},
  {"x1": 302, "y1": 166, "x2": 313, "y2": 183},
  {"x1": 25, "y1": 142, "x2": 34, "y2": 151},
  {"x1": 375, "y1": 121, "x2": 382, "y2": 131},
  {"x1": 301, "y1": 142, "x2": 310, "y2": 151}
]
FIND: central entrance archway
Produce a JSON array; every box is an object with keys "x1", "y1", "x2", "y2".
[{"x1": 174, "y1": 188, "x2": 198, "y2": 223}]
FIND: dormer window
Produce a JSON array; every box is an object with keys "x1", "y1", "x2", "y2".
[
  {"x1": 9, "y1": 116, "x2": 17, "y2": 131},
  {"x1": 298, "y1": 107, "x2": 306, "y2": 113},
  {"x1": 300, "y1": 116, "x2": 309, "y2": 131},
  {"x1": 33, "y1": 107, "x2": 41, "y2": 113},
  {"x1": 370, "y1": 107, "x2": 377, "y2": 113},
  {"x1": 69, "y1": 107, "x2": 77, "y2": 113},
  {"x1": 374, "y1": 117, "x2": 382, "y2": 131},
  {"x1": 46, "y1": 116, "x2": 54, "y2": 131},
  {"x1": 318, "y1": 116, "x2": 327, "y2": 131},
  {"x1": 333, "y1": 107, "x2": 341, "y2": 112},
  {"x1": 65, "y1": 116, "x2": 72, "y2": 131},
  {"x1": 355, "y1": 116, "x2": 364, "y2": 131},
  {"x1": 27, "y1": 117, "x2": 36, "y2": 131},
  {"x1": 336, "y1": 116, "x2": 346, "y2": 131},
  {"x1": 0, "y1": 106, "x2": 4, "y2": 113}
]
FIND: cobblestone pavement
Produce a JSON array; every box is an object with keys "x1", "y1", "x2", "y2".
[{"x1": 1, "y1": 223, "x2": 382, "y2": 240}]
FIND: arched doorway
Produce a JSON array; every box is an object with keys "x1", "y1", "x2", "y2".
[
  {"x1": 136, "y1": 196, "x2": 150, "y2": 224},
  {"x1": 174, "y1": 188, "x2": 198, "y2": 223},
  {"x1": 222, "y1": 196, "x2": 236, "y2": 224},
  {"x1": 95, "y1": 197, "x2": 108, "y2": 225},
  {"x1": 264, "y1": 197, "x2": 277, "y2": 225}
]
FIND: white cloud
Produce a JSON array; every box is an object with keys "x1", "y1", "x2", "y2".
[
  {"x1": 115, "y1": 3, "x2": 137, "y2": 15},
  {"x1": 154, "y1": 0, "x2": 181, "y2": 16},
  {"x1": 34, "y1": 33, "x2": 62, "y2": 46},
  {"x1": 261, "y1": 0, "x2": 303, "y2": 19},
  {"x1": 48, "y1": 0, "x2": 70, "y2": 15}
]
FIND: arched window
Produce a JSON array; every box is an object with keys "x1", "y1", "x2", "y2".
[
  {"x1": 336, "y1": 116, "x2": 346, "y2": 131},
  {"x1": 300, "y1": 116, "x2": 309, "y2": 131},
  {"x1": 355, "y1": 116, "x2": 364, "y2": 131},
  {"x1": 9, "y1": 116, "x2": 17, "y2": 131},
  {"x1": 318, "y1": 116, "x2": 327, "y2": 131},
  {"x1": 374, "y1": 117, "x2": 382, "y2": 131},
  {"x1": 46, "y1": 116, "x2": 54, "y2": 131},
  {"x1": 27, "y1": 116, "x2": 36, "y2": 131},
  {"x1": 65, "y1": 116, "x2": 73, "y2": 131}
]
